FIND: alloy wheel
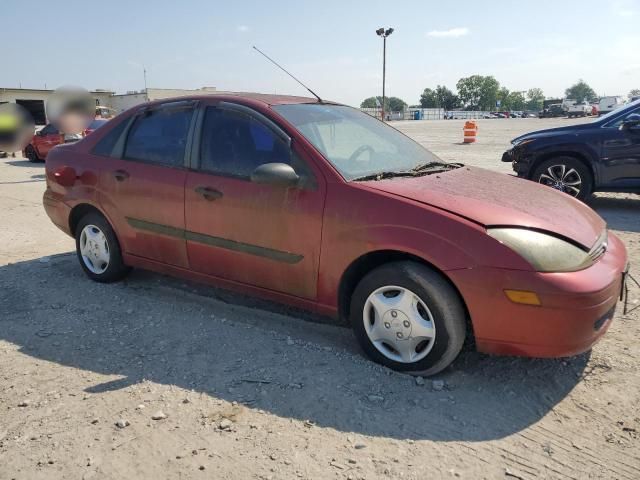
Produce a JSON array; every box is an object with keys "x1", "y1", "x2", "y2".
[
  {"x1": 538, "y1": 164, "x2": 582, "y2": 197},
  {"x1": 362, "y1": 285, "x2": 436, "y2": 363}
]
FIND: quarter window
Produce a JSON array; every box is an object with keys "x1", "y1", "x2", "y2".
[
  {"x1": 123, "y1": 106, "x2": 194, "y2": 167},
  {"x1": 92, "y1": 118, "x2": 129, "y2": 157},
  {"x1": 199, "y1": 107, "x2": 291, "y2": 177}
]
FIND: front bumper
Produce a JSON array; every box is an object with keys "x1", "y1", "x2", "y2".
[
  {"x1": 502, "y1": 146, "x2": 533, "y2": 177},
  {"x1": 448, "y1": 232, "x2": 628, "y2": 358}
]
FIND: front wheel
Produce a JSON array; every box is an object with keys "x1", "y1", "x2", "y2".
[
  {"x1": 350, "y1": 262, "x2": 466, "y2": 376},
  {"x1": 25, "y1": 145, "x2": 40, "y2": 162},
  {"x1": 531, "y1": 156, "x2": 593, "y2": 201},
  {"x1": 75, "y1": 212, "x2": 131, "y2": 283}
]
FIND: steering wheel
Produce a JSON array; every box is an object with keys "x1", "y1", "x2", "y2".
[{"x1": 349, "y1": 145, "x2": 375, "y2": 163}]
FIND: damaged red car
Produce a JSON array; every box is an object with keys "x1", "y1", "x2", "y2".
[{"x1": 43, "y1": 94, "x2": 628, "y2": 375}]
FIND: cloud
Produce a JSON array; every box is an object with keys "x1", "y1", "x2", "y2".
[
  {"x1": 427, "y1": 27, "x2": 469, "y2": 38},
  {"x1": 237, "y1": 25, "x2": 250, "y2": 33}
]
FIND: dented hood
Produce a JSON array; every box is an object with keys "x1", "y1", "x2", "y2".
[{"x1": 362, "y1": 166, "x2": 605, "y2": 249}]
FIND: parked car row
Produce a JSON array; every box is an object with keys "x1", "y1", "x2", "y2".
[{"x1": 41, "y1": 93, "x2": 630, "y2": 376}]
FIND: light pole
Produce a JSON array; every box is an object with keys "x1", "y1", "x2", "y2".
[{"x1": 376, "y1": 27, "x2": 394, "y2": 121}]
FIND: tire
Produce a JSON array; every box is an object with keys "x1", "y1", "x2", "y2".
[
  {"x1": 75, "y1": 212, "x2": 131, "y2": 283},
  {"x1": 350, "y1": 261, "x2": 466, "y2": 376},
  {"x1": 25, "y1": 145, "x2": 40, "y2": 163},
  {"x1": 531, "y1": 156, "x2": 593, "y2": 201}
]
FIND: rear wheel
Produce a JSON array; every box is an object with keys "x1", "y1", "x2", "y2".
[
  {"x1": 75, "y1": 212, "x2": 130, "y2": 283},
  {"x1": 350, "y1": 261, "x2": 466, "y2": 376},
  {"x1": 532, "y1": 156, "x2": 593, "y2": 201}
]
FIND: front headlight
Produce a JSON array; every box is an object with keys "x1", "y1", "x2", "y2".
[{"x1": 487, "y1": 228, "x2": 595, "y2": 272}]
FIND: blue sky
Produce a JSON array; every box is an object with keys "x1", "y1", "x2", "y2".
[{"x1": 2, "y1": 0, "x2": 639, "y2": 106}]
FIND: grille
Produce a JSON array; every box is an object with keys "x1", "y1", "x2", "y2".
[{"x1": 587, "y1": 231, "x2": 608, "y2": 264}]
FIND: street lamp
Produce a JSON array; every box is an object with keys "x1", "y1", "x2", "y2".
[{"x1": 376, "y1": 27, "x2": 394, "y2": 122}]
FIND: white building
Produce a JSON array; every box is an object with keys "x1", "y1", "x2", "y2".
[{"x1": 0, "y1": 86, "x2": 221, "y2": 125}]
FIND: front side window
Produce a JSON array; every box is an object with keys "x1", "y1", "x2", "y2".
[
  {"x1": 273, "y1": 104, "x2": 440, "y2": 181},
  {"x1": 199, "y1": 106, "x2": 291, "y2": 177},
  {"x1": 123, "y1": 106, "x2": 193, "y2": 166},
  {"x1": 604, "y1": 105, "x2": 640, "y2": 129}
]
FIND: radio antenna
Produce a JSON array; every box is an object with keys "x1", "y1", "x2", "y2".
[{"x1": 253, "y1": 46, "x2": 323, "y2": 103}]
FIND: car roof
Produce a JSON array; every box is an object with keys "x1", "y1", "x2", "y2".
[{"x1": 144, "y1": 92, "x2": 339, "y2": 108}]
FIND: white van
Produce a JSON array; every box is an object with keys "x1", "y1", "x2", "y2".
[{"x1": 598, "y1": 96, "x2": 625, "y2": 115}]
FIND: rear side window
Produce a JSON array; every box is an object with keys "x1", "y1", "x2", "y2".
[
  {"x1": 92, "y1": 118, "x2": 129, "y2": 157},
  {"x1": 199, "y1": 107, "x2": 291, "y2": 177},
  {"x1": 123, "y1": 107, "x2": 194, "y2": 167}
]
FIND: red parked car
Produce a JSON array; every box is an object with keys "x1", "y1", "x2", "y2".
[
  {"x1": 25, "y1": 119, "x2": 108, "y2": 162},
  {"x1": 43, "y1": 94, "x2": 628, "y2": 375}
]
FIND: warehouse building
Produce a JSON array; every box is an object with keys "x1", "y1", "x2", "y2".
[{"x1": 0, "y1": 86, "x2": 220, "y2": 124}]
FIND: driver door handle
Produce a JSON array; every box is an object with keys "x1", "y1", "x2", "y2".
[
  {"x1": 113, "y1": 169, "x2": 130, "y2": 181},
  {"x1": 194, "y1": 186, "x2": 223, "y2": 201}
]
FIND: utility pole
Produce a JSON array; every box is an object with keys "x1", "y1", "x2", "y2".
[{"x1": 376, "y1": 27, "x2": 394, "y2": 122}]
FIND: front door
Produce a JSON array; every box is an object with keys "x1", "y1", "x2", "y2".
[
  {"x1": 184, "y1": 104, "x2": 325, "y2": 299},
  {"x1": 600, "y1": 106, "x2": 640, "y2": 188},
  {"x1": 96, "y1": 102, "x2": 196, "y2": 268}
]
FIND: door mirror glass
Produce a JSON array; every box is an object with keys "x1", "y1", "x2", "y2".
[{"x1": 250, "y1": 163, "x2": 299, "y2": 187}]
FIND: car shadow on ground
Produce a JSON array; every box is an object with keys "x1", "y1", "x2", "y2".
[
  {"x1": 5, "y1": 159, "x2": 43, "y2": 168},
  {"x1": 0, "y1": 253, "x2": 591, "y2": 442},
  {"x1": 590, "y1": 194, "x2": 640, "y2": 233}
]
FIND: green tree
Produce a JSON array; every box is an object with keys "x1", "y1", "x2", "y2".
[
  {"x1": 435, "y1": 85, "x2": 459, "y2": 110},
  {"x1": 456, "y1": 75, "x2": 500, "y2": 110},
  {"x1": 629, "y1": 89, "x2": 640, "y2": 99},
  {"x1": 419, "y1": 88, "x2": 437, "y2": 108},
  {"x1": 420, "y1": 85, "x2": 459, "y2": 109},
  {"x1": 565, "y1": 80, "x2": 597, "y2": 103},
  {"x1": 497, "y1": 87, "x2": 510, "y2": 109},
  {"x1": 360, "y1": 96, "x2": 407, "y2": 112},
  {"x1": 526, "y1": 88, "x2": 545, "y2": 111}
]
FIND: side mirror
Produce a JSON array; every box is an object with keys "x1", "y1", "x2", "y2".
[{"x1": 250, "y1": 163, "x2": 299, "y2": 187}]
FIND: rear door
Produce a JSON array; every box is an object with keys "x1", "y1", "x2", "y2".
[
  {"x1": 600, "y1": 106, "x2": 640, "y2": 188},
  {"x1": 184, "y1": 102, "x2": 326, "y2": 299},
  {"x1": 95, "y1": 101, "x2": 196, "y2": 267}
]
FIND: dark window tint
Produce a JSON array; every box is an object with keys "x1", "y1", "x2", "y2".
[
  {"x1": 200, "y1": 107, "x2": 291, "y2": 177},
  {"x1": 40, "y1": 124, "x2": 59, "y2": 135},
  {"x1": 124, "y1": 106, "x2": 193, "y2": 166},
  {"x1": 92, "y1": 117, "x2": 129, "y2": 157}
]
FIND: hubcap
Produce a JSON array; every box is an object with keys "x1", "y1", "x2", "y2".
[
  {"x1": 538, "y1": 164, "x2": 582, "y2": 197},
  {"x1": 362, "y1": 286, "x2": 436, "y2": 364},
  {"x1": 79, "y1": 225, "x2": 110, "y2": 274}
]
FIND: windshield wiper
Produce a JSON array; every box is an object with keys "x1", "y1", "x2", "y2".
[
  {"x1": 411, "y1": 161, "x2": 462, "y2": 172},
  {"x1": 352, "y1": 170, "x2": 418, "y2": 182}
]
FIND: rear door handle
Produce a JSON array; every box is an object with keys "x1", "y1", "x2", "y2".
[
  {"x1": 113, "y1": 169, "x2": 130, "y2": 182},
  {"x1": 194, "y1": 186, "x2": 223, "y2": 201}
]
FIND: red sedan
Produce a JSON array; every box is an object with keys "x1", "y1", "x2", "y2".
[
  {"x1": 25, "y1": 119, "x2": 108, "y2": 162},
  {"x1": 43, "y1": 94, "x2": 628, "y2": 376}
]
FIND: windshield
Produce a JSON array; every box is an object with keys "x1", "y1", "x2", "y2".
[{"x1": 273, "y1": 104, "x2": 441, "y2": 181}]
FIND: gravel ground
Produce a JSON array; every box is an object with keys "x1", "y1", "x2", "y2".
[{"x1": 1, "y1": 118, "x2": 639, "y2": 479}]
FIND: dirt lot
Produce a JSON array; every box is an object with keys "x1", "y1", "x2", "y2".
[{"x1": 1, "y1": 118, "x2": 639, "y2": 479}]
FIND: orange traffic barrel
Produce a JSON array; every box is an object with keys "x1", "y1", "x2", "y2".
[{"x1": 463, "y1": 120, "x2": 478, "y2": 143}]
